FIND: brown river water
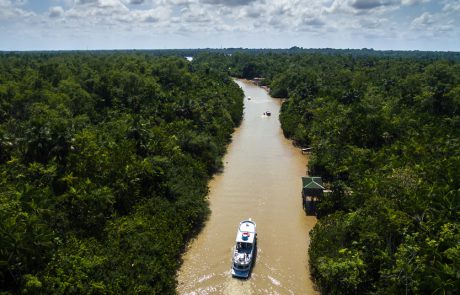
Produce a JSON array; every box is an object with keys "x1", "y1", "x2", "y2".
[{"x1": 177, "y1": 80, "x2": 318, "y2": 295}]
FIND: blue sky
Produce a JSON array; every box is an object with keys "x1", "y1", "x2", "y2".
[{"x1": 0, "y1": 0, "x2": 459, "y2": 51}]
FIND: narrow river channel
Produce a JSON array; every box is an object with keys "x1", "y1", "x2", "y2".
[{"x1": 177, "y1": 80, "x2": 318, "y2": 294}]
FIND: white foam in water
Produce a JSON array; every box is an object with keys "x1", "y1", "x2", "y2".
[
  {"x1": 224, "y1": 278, "x2": 253, "y2": 295},
  {"x1": 183, "y1": 285, "x2": 218, "y2": 295},
  {"x1": 268, "y1": 275, "x2": 281, "y2": 286},
  {"x1": 197, "y1": 273, "x2": 213, "y2": 283}
]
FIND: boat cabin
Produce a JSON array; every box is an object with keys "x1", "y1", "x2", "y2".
[{"x1": 236, "y1": 222, "x2": 256, "y2": 244}]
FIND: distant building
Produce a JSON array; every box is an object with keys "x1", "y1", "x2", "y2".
[
  {"x1": 252, "y1": 77, "x2": 263, "y2": 86},
  {"x1": 301, "y1": 176, "x2": 325, "y2": 215}
]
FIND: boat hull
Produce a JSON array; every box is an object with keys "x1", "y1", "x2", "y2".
[{"x1": 231, "y1": 267, "x2": 251, "y2": 278}]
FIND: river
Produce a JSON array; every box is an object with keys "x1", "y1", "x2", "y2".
[{"x1": 177, "y1": 79, "x2": 318, "y2": 294}]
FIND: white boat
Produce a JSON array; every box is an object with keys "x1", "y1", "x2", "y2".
[{"x1": 231, "y1": 219, "x2": 257, "y2": 278}]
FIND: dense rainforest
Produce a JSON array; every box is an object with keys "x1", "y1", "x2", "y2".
[
  {"x1": 0, "y1": 53, "x2": 244, "y2": 293},
  {"x1": 1, "y1": 48, "x2": 458, "y2": 294},
  {"x1": 194, "y1": 50, "x2": 459, "y2": 294}
]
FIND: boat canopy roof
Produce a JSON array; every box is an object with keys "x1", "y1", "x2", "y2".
[{"x1": 236, "y1": 220, "x2": 256, "y2": 243}]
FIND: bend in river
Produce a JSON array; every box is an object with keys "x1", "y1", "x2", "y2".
[{"x1": 177, "y1": 79, "x2": 318, "y2": 294}]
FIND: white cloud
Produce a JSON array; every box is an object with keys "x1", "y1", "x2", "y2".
[
  {"x1": 10, "y1": 0, "x2": 27, "y2": 5},
  {"x1": 443, "y1": 1, "x2": 460, "y2": 12},
  {"x1": 401, "y1": 0, "x2": 429, "y2": 5},
  {"x1": 360, "y1": 17, "x2": 389, "y2": 28},
  {"x1": 409, "y1": 6, "x2": 459, "y2": 40},
  {"x1": 166, "y1": 0, "x2": 196, "y2": 5},
  {"x1": 350, "y1": 0, "x2": 399, "y2": 10},
  {"x1": 411, "y1": 11, "x2": 435, "y2": 28},
  {"x1": 200, "y1": 0, "x2": 256, "y2": 6},
  {"x1": 49, "y1": 6, "x2": 64, "y2": 18},
  {"x1": 0, "y1": 0, "x2": 35, "y2": 21},
  {"x1": 76, "y1": 0, "x2": 99, "y2": 4},
  {"x1": 243, "y1": 6, "x2": 261, "y2": 18},
  {"x1": 75, "y1": 0, "x2": 127, "y2": 8},
  {"x1": 323, "y1": 0, "x2": 400, "y2": 14},
  {"x1": 0, "y1": 0, "x2": 458, "y2": 50}
]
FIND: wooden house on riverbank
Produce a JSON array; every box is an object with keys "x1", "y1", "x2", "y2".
[
  {"x1": 301, "y1": 177, "x2": 325, "y2": 215},
  {"x1": 252, "y1": 77, "x2": 264, "y2": 86}
]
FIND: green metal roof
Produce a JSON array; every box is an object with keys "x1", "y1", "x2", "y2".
[{"x1": 302, "y1": 177, "x2": 324, "y2": 190}]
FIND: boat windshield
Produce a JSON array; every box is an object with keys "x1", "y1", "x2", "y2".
[{"x1": 236, "y1": 242, "x2": 252, "y2": 251}]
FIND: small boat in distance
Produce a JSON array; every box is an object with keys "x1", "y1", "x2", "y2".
[
  {"x1": 265, "y1": 111, "x2": 271, "y2": 116},
  {"x1": 248, "y1": 96, "x2": 252, "y2": 100},
  {"x1": 231, "y1": 219, "x2": 257, "y2": 278}
]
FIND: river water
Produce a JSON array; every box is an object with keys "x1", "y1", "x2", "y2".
[{"x1": 177, "y1": 80, "x2": 318, "y2": 295}]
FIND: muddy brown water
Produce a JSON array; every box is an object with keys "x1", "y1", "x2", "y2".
[{"x1": 177, "y1": 80, "x2": 318, "y2": 295}]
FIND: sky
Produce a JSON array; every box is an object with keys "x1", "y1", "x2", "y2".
[{"x1": 0, "y1": 0, "x2": 459, "y2": 51}]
